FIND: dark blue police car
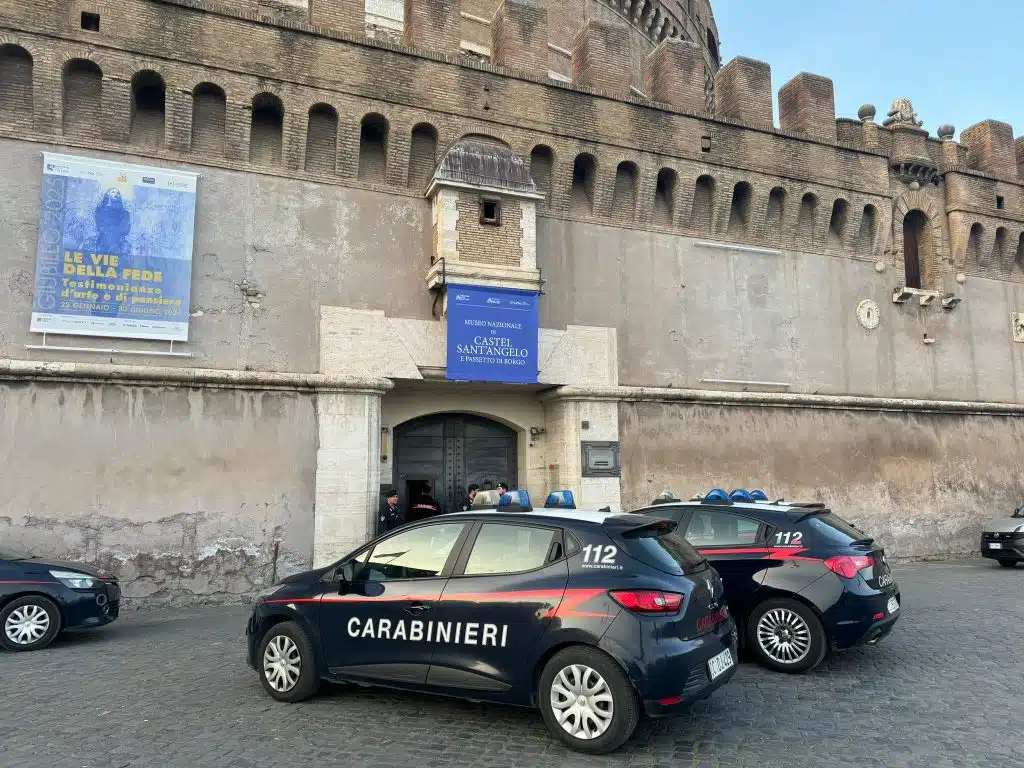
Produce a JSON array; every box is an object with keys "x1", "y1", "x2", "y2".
[
  {"x1": 1, "y1": 545, "x2": 121, "y2": 651},
  {"x1": 632, "y1": 490, "x2": 900, "y2": 674},
  {"x1": 246, "y1": 508, "x2": 738, "y2": 753}
]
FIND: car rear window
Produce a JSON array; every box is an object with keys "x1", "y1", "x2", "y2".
[
  {"x1": 614, "y1": 524, "x2": 705, "y2": 576},
  {"x1": 805, "y1": 512, "x2": 868, "y2": 543}
]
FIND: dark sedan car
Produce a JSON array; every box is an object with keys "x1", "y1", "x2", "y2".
[
  {"x1": 0, "y1": 545, "x2": 121, "y2": 651},
  {"x1": 632, "y1": 491, "x2": 900, "y2": 673},
  {"x1": 246, "y1": 509, "x2": 738, "y2": 753}
]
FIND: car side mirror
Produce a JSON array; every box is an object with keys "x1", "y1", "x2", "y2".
[{"x1": 338, "y1": 561, "x2": 356, "y2": 594}]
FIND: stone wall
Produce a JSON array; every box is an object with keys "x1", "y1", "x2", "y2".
[
  {"x1": 0, "y1": 377, "x2": 317, "y2": 604},
  {"x1": 538, "y1": 217, "x2": 1024, "y2": 402},
  {"x1": 619, "y1": 397, "x2": 1024, "y2": 559}
]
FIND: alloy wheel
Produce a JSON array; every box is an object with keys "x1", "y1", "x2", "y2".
[
  {"x1": 549, "y1": 663, "x2": 615, "y2": 739},
  {"x1": 4, "y1": 604, "x2": 50, "y2": 646},
  {"x1": 756, "y1": 607, "x2": 812, "y2": 664},
  {"x1": 262, "y1": 634, "x2": 301, "y2": 693}
]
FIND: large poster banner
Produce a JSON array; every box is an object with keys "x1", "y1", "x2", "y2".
[
  {"x1": 446, "y1": 284, "x2": 539, "y2": 384},
  {"x1": 31, "y1": 153, "x2": 199, "y2": 341}
]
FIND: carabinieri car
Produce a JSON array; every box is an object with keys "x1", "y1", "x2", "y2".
[
  {"x1": 246, "y1": 508, "x2": 738, "y2": 754},
  {"x1": 632, "y1": 490, "x2": 900, "y2": 674},
  {"x1": 1, "y1": 544, "x2": 121, "y2": 651}
]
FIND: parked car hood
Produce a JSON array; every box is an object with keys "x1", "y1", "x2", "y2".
[
  {"x1": 22, "y1": 557, "x2": 113, "y2": 579},
  {"x1": 983, "y1": 516, "x2": 1024, "y2": 534}
]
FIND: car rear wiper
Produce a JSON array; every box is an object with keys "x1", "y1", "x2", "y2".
[{"x1": 848, "y1": 538, "x2": 875, "y2": 547}]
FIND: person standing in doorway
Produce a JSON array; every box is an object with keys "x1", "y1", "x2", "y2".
[
  {"x1": 460, "y1": 484, "x2": 480, "y2": 511},
  {"x1": 377, "y1": 489, "x2": 403, "y2": 535}
]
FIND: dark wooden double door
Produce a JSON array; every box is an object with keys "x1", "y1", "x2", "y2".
[{"x1": 392, "y1": 414, "x2": 518, "y2": 516}]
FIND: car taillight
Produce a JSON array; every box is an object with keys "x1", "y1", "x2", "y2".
[
  {"x1": 608, "y1": 590, "x2": 684, "y2": 614},
  {"x1": 824, "y1": 555, "x2": 873, "y2": 579}
]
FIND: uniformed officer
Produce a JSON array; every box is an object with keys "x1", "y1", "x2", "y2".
[{"x1": 377, "y1": 489, "x2": 403, "y2": 535}]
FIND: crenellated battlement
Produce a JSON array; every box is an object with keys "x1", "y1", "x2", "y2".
[{"x1": 0, "y1": 0, "x2": 1022, "y2": 286}]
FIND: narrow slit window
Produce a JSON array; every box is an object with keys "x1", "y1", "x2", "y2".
[
  {"x1": 997, "y1": 195, "x2": 1005, "y2": 210},
  {"x1": 81, "y1": 12, "x2": 100, "y2": 31}
]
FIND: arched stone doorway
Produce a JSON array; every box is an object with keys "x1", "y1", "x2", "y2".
[{"x1": 393, "y1": 413, "x2": 518, "y2": 517}]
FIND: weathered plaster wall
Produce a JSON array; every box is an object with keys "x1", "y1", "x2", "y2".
[
  {"x1": 619, "y1": 399, "x2": 1024, "y2": 559},
  {"x1": 539, "y1": 217, "x2": 1024, "y2": 402},
  {"x1": 0, "y1": 138, "x2": 433, "y2": 372},
  {"x1": 0, "y1": 381, "x2": 317, "y2": 604}
]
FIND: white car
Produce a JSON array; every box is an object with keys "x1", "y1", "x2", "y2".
[{"x1": 980, "y1": 507, "x2": 1024, "y2": 568}]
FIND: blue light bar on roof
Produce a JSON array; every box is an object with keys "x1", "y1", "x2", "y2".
[
  {"x1": 750, "y1": 489, "x2": 768, "y2": 501},
  {"x1": 729, "y1": 489, "x2": 753, "y2": 501},
  {"x1": 704, "y1": 489, "x2": 730, "y2": 502},
  {"x1": 544, "y1": 490, "x2": 575, "y2": 509},
  {"x1": 498, "y1": 490, "x2": 532, "y2": 511}
]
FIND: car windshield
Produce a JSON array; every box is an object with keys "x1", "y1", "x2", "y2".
[
  {"x1": 805, "y1": 512, "x2": 868, "y2": 543},
  {"x1": 615, "y1": 523, "x2": 705, "y2": 576},
  {"x1": 0, "y1": 545, "x2": 33, "y2": 560}
]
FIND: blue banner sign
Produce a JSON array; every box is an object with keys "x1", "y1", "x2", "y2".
[
  {"x1": 31, "y1": 153, "x2": 199, "y2": 341},
  {"x1": 446, "y1": 284, "x2": 539, "y2": 384}
]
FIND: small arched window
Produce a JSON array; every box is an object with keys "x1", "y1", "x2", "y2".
[
  {"x1": 691, "y1": 175, "x2": 715, "y2": 232},
  {"x1": 129, "y1": 70, "x2": 166, "y2": 148},
  {"x1": 994, "y1": 227, "x2": 1008, "y2": 266},
  {"x1": 966, "y1": 222, "x2": 984, "y2": 264},
  {"x1": 191, "y1": 83, "x2": 226, "y2": 157},
  {"x1": 0, "y1": 45, "x2": 33, "y2": 119},
  {"x1": 305, "y1": 103, "x2": 339, "y2": 173},
  {"x1": 250, "y1": 92, "x2": 284, "y2": 166},
  {"x1": 828, "y1": 198, "x2": 849, "y2": 247},
  {"x1": 359, "y1": 113, "x2": 389, "y2": 183},
  {"x1": 408, "y1": 123, "x2": 438, "y2": 190},
  {"x1": 654, "y1": 168, "x2": 677, "y2": 227},
  {"x1": 570, "y1": 153, "x2": 597, "y2": 215},
  {"x1": 728, "y1": 181, "x2": 752, "y2": 235},
  {"x1": 62, "y1": 59, "x2": 102, "y2": 138},
  {"x1": 766, "y1": 187, "x2": 785, "y2": 234},
  {"x1": 529, "y1": 145, "x2": 554, "y2": 205},
  {"x1": 612, "y1": 161, "x2": 639, "y2": 223},
  {"x1": 857, "y1": 204, "x2": 877, "y2": 252},
  {"x1": 796, "y1": 193, "x2": 818, "y2": 247}
]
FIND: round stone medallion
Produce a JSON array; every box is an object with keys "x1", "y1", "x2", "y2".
[{"x1": 857, "y1": 299, "x2": 880, "y2": 330}]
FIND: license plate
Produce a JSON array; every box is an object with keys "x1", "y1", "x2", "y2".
[
  {"x1": 707, "y1": 648, "x2": 734, "y2": 680},
  {"x1": 988, "y1": 542, "x2": 1003, "y2": 549},
  {"x1": 886, "y1": 596, "x2": 899, "y2": 614}
]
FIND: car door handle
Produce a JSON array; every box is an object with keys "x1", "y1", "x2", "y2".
[{"x1": 405, "y1": 602, "x2": 430, "y2": 614}]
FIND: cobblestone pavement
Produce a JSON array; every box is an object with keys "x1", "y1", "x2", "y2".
[{"x1": 1, "y1": 559, "x2": 1020, "y2": 768}]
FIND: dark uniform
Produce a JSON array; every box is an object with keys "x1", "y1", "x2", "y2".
[
  {"x1": 376, "y1": 493, "x2": 403, "y2": 536},
  {"x1": 407, "y1": 492, "x2": 441, "y2": 523}
]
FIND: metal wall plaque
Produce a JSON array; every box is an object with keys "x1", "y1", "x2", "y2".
[{"x1": 581, "y1": 441, "x2": 620, "y2": 478}]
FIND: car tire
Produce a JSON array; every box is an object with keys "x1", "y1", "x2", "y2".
[
  {"x1": 538, "y1": 645, "x2": 640, "y2": 754},
  {"x1": 998, "y1": 560, "x2": 1017, "y2": 568},
  {"x1": 1, "y1": 595, "x2": 61, "y2": 652},
  {"x1": 257, "y1": 621, "x2": 321, "y2": 702},
  {"x1": 747, "y1": 598, "x2": 827, "y2": 674}
]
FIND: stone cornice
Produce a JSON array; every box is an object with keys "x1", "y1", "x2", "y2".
[
  {"x1": 542, "y1": 384, "x2": 1024, "y2": 416},
  {"x1": 0, "y1": 359, "x2": 394, "y2": 395}
]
